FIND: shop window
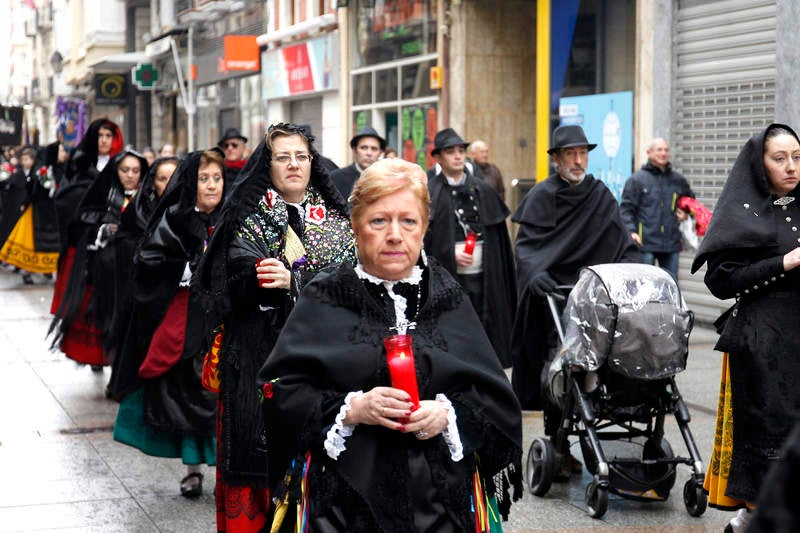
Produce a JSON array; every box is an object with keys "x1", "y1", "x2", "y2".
[
  {"x1": 375, "y1": 68, "x2": 398, "y2": 103},
  {"x1": 401, "y1": 59, "x2": 435, "y2": 100},
  {"x1": 351, "y1": 0, "x2": 437, "y2": 68},
  {"x1": 353, "y1": 72, "x2": 372, "y2": 106}
]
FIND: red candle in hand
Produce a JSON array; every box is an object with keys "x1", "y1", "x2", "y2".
[
  {"x1": 384, "y1": 334, "x2": 420, "y2": 409},
  {"x1": 463, "y1": 231, "x2": 477, "y2": 255},
  {"x1": 255, "y1": 258, "x2": 274, "y2": 286}
]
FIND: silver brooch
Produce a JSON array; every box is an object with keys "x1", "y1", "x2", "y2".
[{"x1": 774, "y1": 196, "x2": 795, "y2": 206}]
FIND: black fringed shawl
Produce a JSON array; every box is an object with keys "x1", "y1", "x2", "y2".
[
  {"x1": 258, "y1": 261, "x2": 523, "y2": 531},
  {"x1": 192, "y1": 126, "x2": 354, "y2": 487}
]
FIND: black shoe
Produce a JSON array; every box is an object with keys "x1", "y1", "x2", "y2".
[
  {"x1": 180, "y1": 472, "x2": 203, "y2": 498},
  {"x1": 21, "y1": 273, "x2": 33, "y2": 284},
  {"x1": 554, "y1": 453, "x2": 584, "y2": 482}
]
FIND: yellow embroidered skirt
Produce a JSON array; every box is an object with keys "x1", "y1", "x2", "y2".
[
  {"x1": 704, "y1": 352, "x2": 751, "y2": 510},
  {"x1": 0, "y1": 205, "x2": 58, "y2": 274}
]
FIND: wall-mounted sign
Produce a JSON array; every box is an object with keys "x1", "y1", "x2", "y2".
[
  {"x1": 261, "y1": 33, "x2": 338, "y2": 99},
  {"x1": 132, "y1": 63, "x2": 160, "y2": 90},
  {"x1": 559, "y1": 91, "x2": 633, "y2": 201},
  {"x1": 0, "y1": 105, "x2": 23, "y2": 146},
  {"x1": 94, "y1": 73, "x2": 128, "y2": 105},
  {"x1": 224, "y1": 35, "x2": 260, "y2": 71}
]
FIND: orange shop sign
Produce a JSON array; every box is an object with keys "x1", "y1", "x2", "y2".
[{"x1": 224, "y1": 35, "x2": 260, "y2": 71}]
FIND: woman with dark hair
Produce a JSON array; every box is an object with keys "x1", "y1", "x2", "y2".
[
  {"x1": 692, "y1": 124, "x2": 800, "y2": 532},
  {"x1": 106, "y1": 157, "x2": 179, "y2": 391},
  {"x1": 193, "y1": 123, "x2": 354, "y2": 532},
  {"x1": 112, "y1": 149, "x2": 223, "y2": 498},
  {"x1": 257, "y1": 158, "x2": 522, "y2": 531},
  {"x1": 49, "y1": 146, "x2": 145, "y2": 369},
  {"x1": 49, "y1": 119, "x2": 123, "y2": 368}
]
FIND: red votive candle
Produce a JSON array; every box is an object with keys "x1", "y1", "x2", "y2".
[
  {"x1": 255, "y1": 258, "x2": 274, "y2": 286},
  {"x1": 384, "y1": 334, "x2": 420, "y2": 409},
  {"x1": 463, "y1": 231, "x2": 477, "y2": 255}
]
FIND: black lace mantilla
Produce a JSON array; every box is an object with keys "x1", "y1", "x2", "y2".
[{"x1": 311, "y1": 261, "x2": 464, "y2": 351}]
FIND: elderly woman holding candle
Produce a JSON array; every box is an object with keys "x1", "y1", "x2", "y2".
[{"x1": 257, "y1": 158, "x2": 523, "y2": 533}]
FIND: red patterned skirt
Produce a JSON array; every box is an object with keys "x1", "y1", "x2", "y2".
[
  {"x1": 215, "y1": 399, "x2": 271, "y2": 533},
  {"x1": 51, "y1": 245, "x2": 106, "y2": 366}
]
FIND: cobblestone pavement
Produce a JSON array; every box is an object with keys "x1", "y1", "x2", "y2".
[{"x1": 0, "y1": 269, "x2": 731, "y2": 531}]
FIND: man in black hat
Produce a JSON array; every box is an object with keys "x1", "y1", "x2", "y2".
[
  {"x1": 510, "y1": 124, "x2": 639, "y2": 476},
  {"x1": 218, "y1": 127, "x2": 249, "y2": 184},
  {"x1": 329, "y1": 126, "x2": 386, "y2": 199},
  {"x1": 424, "y1": 127, "x2": 517, "y2": 369}
]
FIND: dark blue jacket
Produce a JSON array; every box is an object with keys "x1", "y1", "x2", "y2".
[{"x1": 620, "y1": 161, "x2": 694, "y2": 253}]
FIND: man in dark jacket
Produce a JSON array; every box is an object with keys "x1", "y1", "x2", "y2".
[
  {"x1": 511, "y1": 125, "x2": 639, "y2": 475},
  {"x1": 424, "y1": 127, "x2": 516, "y2": 368},
  {"x1": 218, "y1": 127, "x2": 249, "y2": 185},
  {"x1": 620, "y1": 138, "x2": 694, "y2": 281},
  {"x1": 329, "y1": 126, "x2": 385, "y2": 199}
]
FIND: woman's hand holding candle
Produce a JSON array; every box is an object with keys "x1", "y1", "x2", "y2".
[
  {"x1": 344, "y1": 387, "x2": 414, "y2": 430},
  {"x1": 255, "y1": 258, "x2": 291, "y2": 290},
  {"x1": 402, "y1": 400, "x2": 449, "y2": 440}
]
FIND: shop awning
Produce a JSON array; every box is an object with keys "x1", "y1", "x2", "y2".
[
  {"x1": 256, "y1": 13, "x2": 337, "y2": 47},
  {"x1": 90, "y1": 52, "x2": 150, "y2": 70}
]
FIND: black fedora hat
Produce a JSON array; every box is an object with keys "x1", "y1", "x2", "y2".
[
  {"x1": 218, "y1": 127, "x2": 248, "y2": 147},
  {"x1": 350, "y1": 126, "x2": 386, "y2": 150},
  {"x1": 431, "y1": 127, "x2": 469, "y2": 156},
  {"x1": 547, "y1": 125, "x2": 597, "y2": 154}
]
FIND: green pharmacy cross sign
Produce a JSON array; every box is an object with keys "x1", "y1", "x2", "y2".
[{"x1": 132, "y1": 63, "x2": 159, "y2": 90}]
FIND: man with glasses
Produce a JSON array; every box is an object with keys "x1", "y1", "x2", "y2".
[
  {"x1": 329, "y1": 126, "x2": 386, "y2": 199},
  {"x1": 217, "y1": 127, "x2": 249, "y2": 185}
]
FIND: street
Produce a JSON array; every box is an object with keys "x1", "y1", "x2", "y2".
[{"x1": 0, "y1": 268, "x2": 732, "y2": 532}]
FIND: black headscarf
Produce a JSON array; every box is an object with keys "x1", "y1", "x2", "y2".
[
  {"x1": 128, "y1": 156, "x2": 179, "y2": 234},
  {"x1": 692, "y1": 123, "x2": 800, "y2": 273},
  {"x1": 77, "y1": 149, "x2": 149, "y2": 221},
  {"x1": 63, "y1": 118, "x2": 123, "y2": 185},
  {"x1": 192, "y1": 123, "x2": 348, "y2": 328}
]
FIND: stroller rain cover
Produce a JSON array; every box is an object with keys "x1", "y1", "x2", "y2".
[{"x1": 558, "y1": 263, "x2": 693, "y2": 380}]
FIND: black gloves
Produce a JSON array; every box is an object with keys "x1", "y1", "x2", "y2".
[{"x1": 530, "y1": 271, "x2": 557, "y2": 297}]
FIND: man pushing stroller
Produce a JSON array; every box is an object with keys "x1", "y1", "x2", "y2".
[{"x1": 511, "y1": 124, "x2": 640, "y2": 478}]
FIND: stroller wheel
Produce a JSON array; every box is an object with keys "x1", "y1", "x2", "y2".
[
  {"x1": 526, "y1": 437, "x2": 556, "y2": 496},
  {"x1": 683, "y1": 478, "x2": 707, "y2": 517},
  {"x1": 585, "y1": 475, "x2": 609, "y2": 518}
]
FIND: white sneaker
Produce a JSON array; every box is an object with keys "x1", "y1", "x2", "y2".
[{"x1": 725, "y1": 508, "x2": 751, "y2": 533}]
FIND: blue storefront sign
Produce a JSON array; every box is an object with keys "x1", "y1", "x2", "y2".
[{"x1": 559, "y1": 91, "x2": 633, "y2": 201}]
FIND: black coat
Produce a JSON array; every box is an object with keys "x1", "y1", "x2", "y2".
[
  {"x1": 620, "y1": 161, "x2": 694, "y2": 253},
  {"x1": 193, "y1": 130, "x2": 353, "y2": 488},
  {"x1": 109, "y1": 151, "x2": 221, "y2": 435},
  {"x1": 424, "y1": 170, "x2": 516, "y2": 367},
  {"x1": 258, "y1": 262, "x2": 522, "y2": 531},
  {"x1": 329, "y1": 163, "x2": 360, "y2": 200},
  {"x1": 692, "y1": 124, "x2": 800, "y2": 503},
  {"x1": 510, "y1": 174, "x2": 639, "y2": 409}
]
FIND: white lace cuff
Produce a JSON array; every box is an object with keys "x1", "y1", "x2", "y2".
[
  {"x1": 324, "y1": 391, "x2": 362, "y2": 460},
  {"x1": 437, "y1": 393, "x2": 463, "y2": 461}
]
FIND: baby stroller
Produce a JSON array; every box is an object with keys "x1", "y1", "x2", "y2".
[{"x1": 525, "y1": 263, "x2": 707, "y2": 519}]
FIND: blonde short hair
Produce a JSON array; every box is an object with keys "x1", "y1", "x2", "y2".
[{"x1": 350, "y1": 158, "x2": 430, "y2": 229}]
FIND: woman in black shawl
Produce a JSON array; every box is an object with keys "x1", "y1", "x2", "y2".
[
  {"x1": 49, "y1": 119, "x2": 123, "y2": 368},
  {"x1": 692, "y1": 124, "x2": 800, "y2": 532},
  {"x1": 257, "y1": 158, "x2": 522, "y2": 532},
  {"x1": 192, "y1": 123, "x2": 354, "y2": 532},
  {"x1": 112, "y1": 149, "x2": 223, "y2": 498},
  {"x1": 106, "y1": 157, "x2": 178, "y2": 389},
  {"x1": 0, "y1": 145, "x2": 59, "y2": 282}
]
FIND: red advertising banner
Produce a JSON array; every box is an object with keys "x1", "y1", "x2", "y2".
[{"x1": 282, "y1": 43, "x2": 315, "y2": 94}]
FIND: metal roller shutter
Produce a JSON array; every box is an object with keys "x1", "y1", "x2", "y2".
[
  {"x1": 673, "y1": 0, "x2": 776, "y2": 324},
  {"x1": 290, "y1": 97, "x2": 324, "y2": 154}
]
